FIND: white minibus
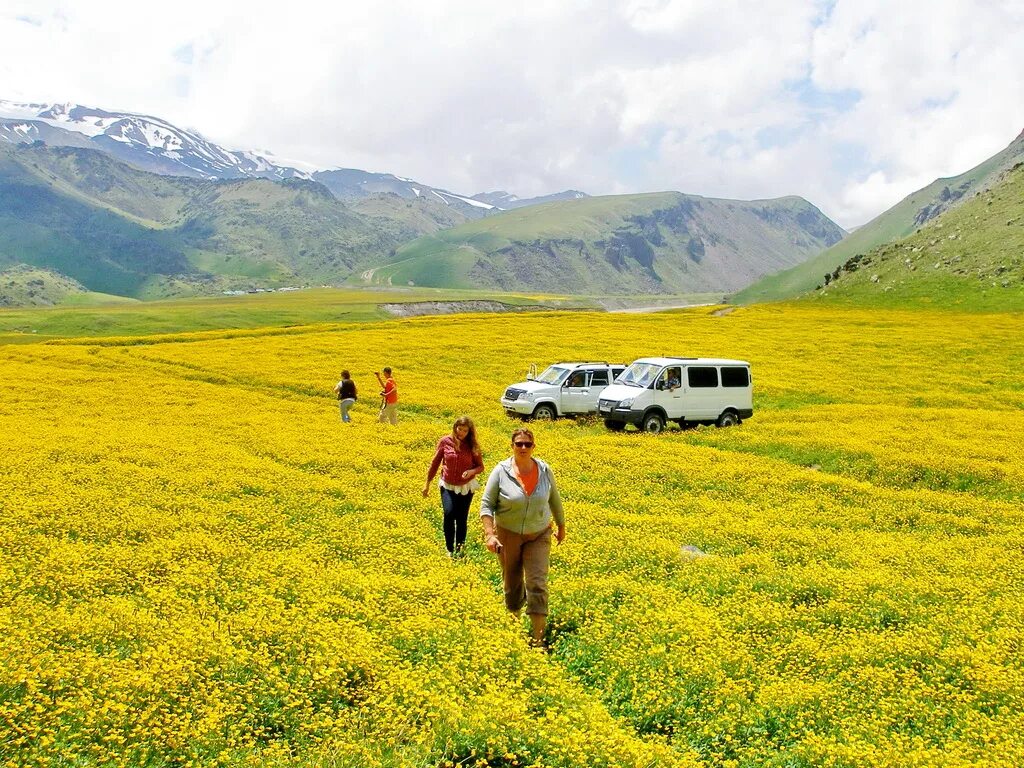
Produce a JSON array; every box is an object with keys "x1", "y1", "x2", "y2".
[{"x1": 598, "y1": 357, "x2": 753, "y2": 433}]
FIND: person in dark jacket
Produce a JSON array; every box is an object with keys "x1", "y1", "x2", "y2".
[
  {"x1": 333, "y1": 370, "x2": 358, "y2": 423},
  {"x1": 424, "y1": 415, "x2": 485, "y2": 556},
  {"x1": 480, "y1": 427, "x2": 566, "y2": 646}
]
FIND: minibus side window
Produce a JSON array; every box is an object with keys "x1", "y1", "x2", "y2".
[
  {"x1": 721, "y1": 367, "x2": 750, "y2": 387},
  {"x1": 687, "y1": 366, "x2": 718, "y2": 388}
]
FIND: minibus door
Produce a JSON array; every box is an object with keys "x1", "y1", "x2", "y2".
[
  {"x1": 654, "y1": 366, "x2": 684, "y2": 416},
  {"x1": 682, "y1": 365, "x2": 721, "y2": 419}
]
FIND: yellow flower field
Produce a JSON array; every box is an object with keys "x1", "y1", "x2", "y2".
[{"x1": 2, "y1": 304, "x2": 1023, "y2": 767}]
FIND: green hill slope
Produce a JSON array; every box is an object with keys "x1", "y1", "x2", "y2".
[
  {"x1": 361, "y1": 191, "x2": 843, "y2": 293},
  {"x1": 0, "y1": 144, "x2": 476, "y2": 303},
  {"x1": 0, "y1": 149, "x2": 196, "y2": 296},
  {"x1": 0, "y1": 264, "x2": 136, "y2": 308},
  {"x1": 735, "y1": 128, "x2": 1024, "y2": 304},
  {"x1": 805, "y1": 163, "x2": 1024, "y2": 310}
]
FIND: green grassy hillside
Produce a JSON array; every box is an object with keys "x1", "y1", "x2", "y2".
[
  {"x1": 0, "y1": 149, "x2": 197, "y2": 296},
  {"x1": 0, "y1": 145, "x2": 482, "y2": 304},
  {"x1": 803, "y1": 163, "x2": 1024, "y2": 311},
  {"x1": 0, "y1": 264, "x2": 136, "y2": 308},
  {"x1": 362, "y1": 192, "x2": 843, "y2": 294},
  {"x1": 7, "y1": 142, "x2": 193, "y2": 226},
  {"x1": 735, "y1": 129, "x2": 1024, "y2": 304}
]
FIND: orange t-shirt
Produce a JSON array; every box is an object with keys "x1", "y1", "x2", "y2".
[
  {"x1": 381, "y1": 377, "x2": 398, "y2": 404},
  {"x1": 516, "y1": 461, "x2": 538, "y2": 496}
]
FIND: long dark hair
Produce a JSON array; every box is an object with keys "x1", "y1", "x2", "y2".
[{"x1": 453, "y1": 415, "x2": 480, "y2": 455}]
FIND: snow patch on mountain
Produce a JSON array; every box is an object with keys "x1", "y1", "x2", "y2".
[{"x1": 0, "y1": 98, "x2": 312, "y2": 182}]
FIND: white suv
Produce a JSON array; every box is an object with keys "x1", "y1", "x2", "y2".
[{"x1": 501, "y1": 362, "x2": 627, "y2": 420}]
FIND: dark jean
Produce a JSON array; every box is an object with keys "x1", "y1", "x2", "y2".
[{"x1": 440, "y1": 486, "x2": 473, "y2": 553}]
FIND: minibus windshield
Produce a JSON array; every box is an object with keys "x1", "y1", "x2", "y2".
[{"x1": 619, "y1": 362, "x2": 660, "y2": 388}]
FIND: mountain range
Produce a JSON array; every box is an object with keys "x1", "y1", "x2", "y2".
[
  {"x1": 0, "y1": 98, "x2": 855, "y2": 305},
  {"x1": 2, "y1": 97, "x2": 1020, "y2": 312},
  {"x1": 0, "y1": 100, "x2": 582, "y2": 219},
  {"x1": 0, "y1": 100, "x2": 307, "y2": 181},
  {"x1": 366, "y1": 192, "x2": 843, "y2": 294},
  {"x1": 0, "y1": 141, "x2": 483, "y2": 300}
]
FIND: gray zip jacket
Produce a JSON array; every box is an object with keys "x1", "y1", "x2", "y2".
[{"x1": 479, "y1": 457, "x2": 565, "y2": 535}]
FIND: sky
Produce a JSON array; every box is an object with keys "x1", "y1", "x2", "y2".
[{"x1": 2, "y1": 0, "x2": 1023, "y2": 228}]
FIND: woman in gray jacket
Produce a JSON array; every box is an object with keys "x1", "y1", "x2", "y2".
[{"x1": 480, "y1": 427, "x2": 566, "y2": 647}]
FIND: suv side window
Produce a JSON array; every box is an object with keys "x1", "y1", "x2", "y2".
[
  {"x1": 612, "y1": 367, "x2": 625, "y2": 380},
  {"x1": 687, "y1": 366, "x2": 718, "y2": 388},
  {"x1": 589, "y1": 369, "x2": 609, "y2": 386},
  {"x1": 566, "y1": 370, "x2": 588, "y2": 388}
]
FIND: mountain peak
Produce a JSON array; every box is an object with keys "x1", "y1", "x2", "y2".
[
  {"x1": 38, "y1": 102, "x2": 75, "y2": 120},
  {"x1": 471, "y1": 189, "x2": 589, "y2": 210},
  {"x1": 1, "y1": 98, "x2": 311, "y2": 182}
]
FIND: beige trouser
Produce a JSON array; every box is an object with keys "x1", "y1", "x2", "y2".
[
  {"x1": 378, "y1": 402, "x2": 398, "y2": 424},
  {"x1": 495, "y1": 525, "x2": 552, "y2": 615}
]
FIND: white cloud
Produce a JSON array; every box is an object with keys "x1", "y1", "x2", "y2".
[
  {"x1": 2, "y1": 0, "x2": 1023, "y2": 228},
  {"x1": 810, "y1": 0, "x2": 1024, "y2": 223}
]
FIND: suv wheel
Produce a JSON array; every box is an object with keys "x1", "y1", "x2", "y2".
[
  {"x1": 642, "y1": 412, "x2": 665, "y2": 434},
  {"x1": 532, "y1": 404, "x2": 557, "y2": 421},
  {"x1": 716, "y1": 410, "x2": 739, "y2": 428}
]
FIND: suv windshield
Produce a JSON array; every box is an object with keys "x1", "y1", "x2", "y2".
[
  {"x1": 535, "y1": 365, "x2": 571, "y2": 385},
  {"x1": 619, "y1": 362, "x2": 661, "y2": 388}
]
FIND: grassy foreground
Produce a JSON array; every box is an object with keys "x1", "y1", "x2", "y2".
[{"x1": 2, "y1": 304, "x2": 1024, "y2": 766}]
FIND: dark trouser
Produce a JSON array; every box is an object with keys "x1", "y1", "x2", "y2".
[
  {"x1": 440, "y1": 487, "x2": 473, "y2": 553},
  {"x1": 495, "y1": 525, "x2": 552, "y2": 615}
]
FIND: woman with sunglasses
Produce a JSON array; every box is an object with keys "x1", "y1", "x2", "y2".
[
  {"x1": 423, "y1": 415, "x2": 485, "y2": 557},
  {"x1": 479, "y1": 427, "x2": 566, "y2": 647}
]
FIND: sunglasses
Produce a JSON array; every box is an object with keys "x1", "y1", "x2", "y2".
[{"x1": 513, "y1": 441, "x2": 534, "y2": 448}]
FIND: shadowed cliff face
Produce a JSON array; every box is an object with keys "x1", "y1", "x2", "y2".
[{"x1": 602, "y1": 231, "x2": 657, "y2": 270}]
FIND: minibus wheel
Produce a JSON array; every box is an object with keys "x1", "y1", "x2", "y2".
[
  {"x1": 716, "y1": 410, "x2": 739, "y2": 428},
  {"x1": 604, "y1": 419, "x2": 626, "y2": 432},
  {"x1": 642, "y1": 412, "x2": 665, "y2": 434}
]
